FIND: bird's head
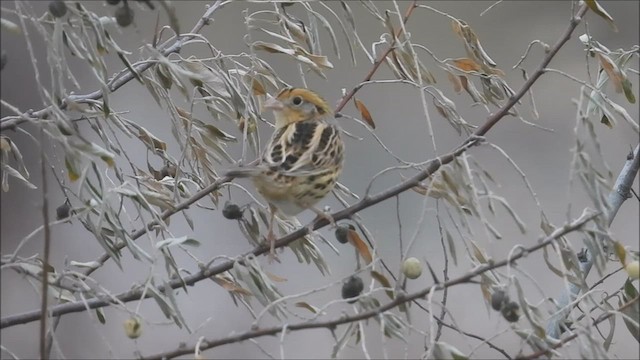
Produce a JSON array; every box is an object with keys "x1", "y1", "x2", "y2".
[{"x1": 264, "y1": 88, "x2": 332, "y2": 128}]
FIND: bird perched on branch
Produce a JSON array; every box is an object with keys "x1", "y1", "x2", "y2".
[{"x1": 226, "y1": 87, "x2": 344, "y2": 260}]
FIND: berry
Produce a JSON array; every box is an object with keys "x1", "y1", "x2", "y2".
[
  {"x1": 626, "y1": 260, "x2": 639, "y2": 279},
  {"x1": 491, "y1": 289, "x2": 507, "y2": 311},
  {"x1": 341, "y1": 276, "x2": 364, "y2": 303},
  {"x1": 402, "y1": 257, "x2": 422, "y2": 279},
  {"x1": 334, "y1": 224, "x2": 355, "y2": 244},
  {"x1": 501, "y1": 301, "x2": 520, "y2": 323},
  {"x1": 222, "y1": 202, "x2": 243, "y2": 220},
  {"x1": 123, "y1": 317, "x2": 142, "y2": 339},
  {"x1": 115, "y1": 6, "x2": 134, "y2": 27},
  {"x1": 49, "y1": 0, "x2": 67, "y2": 18},
  {"x1": 56, "y1": 202, "x2": 71, "y2": 220}
]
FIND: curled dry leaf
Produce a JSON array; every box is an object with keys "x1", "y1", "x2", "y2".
[
  {"x1": 213, "y1": 276, "x2": 253, "y2": 296},
  {"x1": 451, "y1": 58, "x2": 482, "y2": 73},
  {"x1": 597, "y1": 53, "x2": 625, "y2": 93},
  {"x1": 347, "y1": 228, "x2": 372, "y2": 264},
  {"x1": 353, "y1": 98, "x2": 375, "y2": 129}
]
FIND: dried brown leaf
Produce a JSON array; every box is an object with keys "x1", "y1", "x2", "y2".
[
  {"x1": 348, "y1": 229, "x2": 372, "y2": 264},
  {"x1": 451, "y1": 58, "x2": 482, "y2": 73},
  {"x1": 597, "y1": 53, "x2": 625, "y2": 93},
  {"x1": 353, "y1": 98, "x2": 375, "y2": 129},
  {"x1": 213, "y1": 276, "x2": 253, "y2": 296}
]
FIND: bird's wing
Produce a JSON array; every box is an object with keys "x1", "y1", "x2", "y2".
[{"x1": 263, "y1": 120, "x2": 342, "y2": 177}]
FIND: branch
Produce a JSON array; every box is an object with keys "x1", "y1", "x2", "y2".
[
  {"x1": 0, "y1": 1, "x2": 591, "y2": 330},
  {"x1": 0, "y1": 0, "x2": 228, "y2": 132},
  {"x1": 545, "y1": 143, "x2": 640, "y2": 338},
  {"x1": 141, "y1": 211, "x2": 599, "y2": 360}
]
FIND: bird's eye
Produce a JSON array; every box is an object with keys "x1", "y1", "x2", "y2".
[{"x1": 292, "y1": 96, "x2": 303, "y2": 106}]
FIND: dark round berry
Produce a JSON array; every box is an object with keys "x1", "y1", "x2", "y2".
[
  {"x1": 222, "y1": 202, "x2": 243, "y2": 220},
  {"x1": 334, "y1": 224, "x2": 355, "y2": 244},
  {"x1": 49, "y1": 0, "x2": 67, "y2": 18},
  {"x1": 56, "y1": 202, "x2": 71, "y2": 220},
  {"x1": 501, "y1": 301, "x2": 520, "y2": 323},
  {"x1": 341, "y1": 276, "x2": 364, "y2": 303},
  {"x1": 0, "y1": 50, "x2": 6, "y2": 71},
  {"x1": 491, "y1": 289, "x2": 507, "y2": 311},
  {"x1": 115, "y1": 6, "x2": 134, "y2": 27},
  {"x1": 106, "y1": 0, "x2": 121, "y2": 5}
]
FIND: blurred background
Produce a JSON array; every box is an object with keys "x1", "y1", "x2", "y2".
[{"x1": 1, "y1": 1, "x2": 638, "y2": 359}]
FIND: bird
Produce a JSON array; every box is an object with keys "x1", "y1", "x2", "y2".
[{"x1": 226, "y1": 87, "x2": 344, "y2": 260}]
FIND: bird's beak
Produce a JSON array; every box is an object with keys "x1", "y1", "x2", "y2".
[{"x1": 264, "y1": 96, "x2": 284, "y2": 111}]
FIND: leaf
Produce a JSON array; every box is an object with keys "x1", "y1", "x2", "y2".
[
  {"x1": 96, "y1": 308, "x2": 106, "y2": 324},
  {"x1": 470, "y1": 240, "x2": 489, "y2": 264},
  {"x1": 117, "y1": 52, "x2": 143, "y2": 84},
  {"x1": 353, "y1": 98, "x2": 375, "y2": 129},
  {"x1": 203, "y1": 124, "x2": 237, "y2": 142},
  {"x1": 1, "y1": 18, "x2": 20, "y2": 34},
  {"x1": 371, "y1": 270, "x2": 394, "y2": 300},
  {"x1": 69, "y1": 261, "x2": 101, "y2": 269},
  {"x1": 64, "y1": 156, "x2": 80, "y2": 182},
  {"x1": 295, "y1": 302, "x2": 318, "y2": 314},
  {"x1": 157, "y1": 0, "x2": 180, "y2": 34},
  {"x1": 212, "y1": 276, "x2": 252, "y2": 296},
  {"x1": 622, "y1": 78, "x2": 636, "y2": 104},
  {"x1": 265, "y1": 272, "x2": 287, "y2": 283},
  {"x1": 585, "y1": 0, "x2": 618, "y2": 32},
  {"x1": 155, "y1": 236, "x2": 200, "y2": 249},
  {"x1": 1, "y1": 164, "x2": 37, "y2": 190},
  {"x1": 597, "y1": 53, "x2": 625, "y2": 93},
  {"x1": 451, "y1": 58, "x2": 482, "y2": 72},
  {"x1": 431, "y1": 342, "x2": 468, "y2": 360},
  {"x1": 601, "y1": 113, "x2": 613, "y2": 129},
  {"x1": 445, "y1": 230, "x2": 458, "y2": 266},
  {"x1": 347, "y1": 229, "x2": 372, "y2": 264},
  {"x1": 253, "y1": 41, "x2": 296, "y2": 55},
  {"x1": 251, "y1": 78, "x2": 266, "y2": 96}
]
